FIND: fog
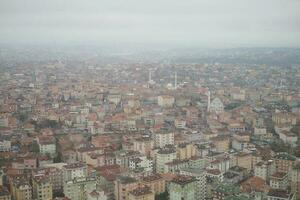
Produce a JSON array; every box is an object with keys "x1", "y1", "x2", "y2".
[{"x1": 1, "y1": 0, "x2": 300, "y2": 48}]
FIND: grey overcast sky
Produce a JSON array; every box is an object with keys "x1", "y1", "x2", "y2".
[{"x1": 1, "y1": 0, "x2": 300, "y2": 48}]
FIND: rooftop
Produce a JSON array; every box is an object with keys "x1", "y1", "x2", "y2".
[
  {"x1": 171, "y1": 175, "x2": 196, "y2": 185},
  {"x1": 130, "y1": 185, "x2": 152, "y2": 196},
  {"x1": 271, "y1": 172, "x2": 287, "y2": 179},
  {"x1": 142, "y1": 174, "x2": 162, "y2": 182},
  {"x1": 268, "y1": 189, "x2": 292, "y2": 198},
  {"x1": 117, "y1": 176, "x2": 137, "y2": 184},
  {"x1": 63, "y1": 162, "x2": 86, "y2": 169}
]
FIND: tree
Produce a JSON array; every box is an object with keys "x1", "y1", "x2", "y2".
[
  {"x1": 155, "y1": 191, "x2": 169, "y2": 200},
  {"x1": 29, "y1": 142, "x2": 39, "y2": 153},
  {"x1": 54, "y1": 152, "x2": 62, "y2": 163}
]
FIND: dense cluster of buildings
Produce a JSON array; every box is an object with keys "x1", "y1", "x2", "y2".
[{"x1": 0, "y1": 56, "x2": 299, "y2": 200}]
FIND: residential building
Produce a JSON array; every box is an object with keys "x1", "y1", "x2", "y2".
[
  {"x1": 0, "y1": 139, "x2": 11, "y2": 152},
  {"x1": 128, "y1": 185, "x2": 154, "y2": 200},
  {"x1": 213, "y1": 183, "x2": 240, "y2": 200},
  {"x1": 114, "y1": 176, "x2": 138, "y2": 200},
  {"x1": 274, "y1": 154, "x2": 296, "y2": 173},
  {"x1": 169, "y1": 175, "x2": 197, "y2": 200},
  {"x1": 87, "y1": 190, "x2": 108, "y2": 200},
  {"x1": 154, "y1": 147, "x2": 176, "y2": 173},
  {"x1": 231, "y1": 152, "x2": 252, "y2": 172},
  {"x1": 270, "y1": 172, "x2": 289, "y2": 190},
  {"x1": 0, "y1": 186, "x2": 11, "y2": 200},
  {"x1": 208, "y1": 157, "x2": 230, "y2": 173},
  {"x1": 35, "y1": 167, "x2": 64, "y2": 193},
  {"x1": 154, "y1": 131, "x2": 174, "y2": 148},
  {"x1": 272, "y1": 112, "x2": 297, "y2": 126},
  {"x1": 176, "y1": 143, "x2": 196, "y2": 160},
  {"x1": 180, "y1": 168, "x2": 206, "y2": 200},
  {"x1": 157, "y1": 95, "x2": 175, "y2": 108},
  {"x1": 133, "y1": 138, "x2": 154, "y2": 157},
  {"x1": 142, "y1": 174, "x2": 165, "y2": 195},
  {"x1": 211, "y1": 136, "x2": 230, "y2": 153},
  {"x1": 32, "y1": 175, "x2": 53, "y2": 200},
  {"x1": 37, "y1": 136, "x2": 56, "y2": 157},
  {"x1": 11, "y1": 178, "x2": 32, "y2": 200},
  {"x1": 240, "y1": 176, "x2": 270, "y2": 200},
  {"x1": 267, "y1": 189, "x2": 295, "y2": 200},
  {"x1": 129, "y1": 156, "x2": 153, "y2": 173},
  {"x1": 290, "y1": 164, "x2": 300, "y2": 198},
  {"x1": 62, "y1": 162, "x2": 88, "y2": 182},
  {"x1": 174, "y1": 118, "x2": 186, "y2": 129},
  {"x1": 63, "y1": 177, "x2": 97, "y2": 200},
  {"x1": 232, "y1": 133, "x2": 250, "y2": 151},
  {"x1": 254, "y1": 160, "x2": 276, "y2": 181},
  {"x1": 209, "y1": 98, "x2": 224, "y2": 114}
]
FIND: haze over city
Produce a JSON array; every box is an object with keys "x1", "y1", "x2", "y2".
[
  {"x1": 0, "y1": 1, "x2": 300, "y2": 200},
  {"x1": 1, "y1": 0, "x2": 300, "y2": 48}
]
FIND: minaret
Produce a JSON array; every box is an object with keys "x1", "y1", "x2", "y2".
[
  {"x1": 207, "y1": 90, "x2": 211, "y2": 112},
  {"x1": 149, "y1": 70, "x2": 152, "y2": 83},
  {"x1": 148, "y1": 70, "x2": 152, "y2": 88},
  {"x1": 174, "y1": 71, "x2": 177, "y2": 89}
]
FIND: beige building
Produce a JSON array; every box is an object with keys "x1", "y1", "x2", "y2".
[
  {"x1": 142, "y1": 174, "x2": 165, "y2": 195},
  {"x1": 115, "y1": 176, "x2": 138, "y2": 200},
  {"x1": 211, "y1": 136, "x2": 230, "y2": 153},
  {"x1": 128, "y1": 185, "x2": 154, "y2": 200},
  {"x1": 274, "y1": 154, "x2": 296, "y2": 173},
  {"x1": 290, "y1": 164, "x2": 300, "y2": 198},
  {"x1": 272, "y1": 112, "x2": 297, "y2": 126},
  {"x1": 174, "y1": 118, "x2": 186, "y2": 129},
  {"x1": 11, "y1": 178, "x2": 32, "y2": 200},
  {"x1": 157, "y1": 95, "x2": 175, "y2": 108},
  {"x1": 176, "y1": 143, "x2": 196, "y2": 160},
  {"x1": 32, "y1": 175, "x2": 53, "y2": 200},
  {"x1": 154, "y1": 131, "x2": 174, "y2": 148},
  {"x1": 231, "y1": 152, "x2": 252, "y2": 171},
  {"x1": 133, "y1": 138, "x2": 154, "y2": 157},
  {"x1": 0, "y1": 186, "x2": 11, "y2": 200}
]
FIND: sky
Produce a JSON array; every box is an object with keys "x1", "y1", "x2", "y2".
[{"x1": 1, "y1": 0, "x2": 300, "y2": 48}]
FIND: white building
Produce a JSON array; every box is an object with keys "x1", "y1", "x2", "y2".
[
  {"x1": 129, "y1": 156, "x2": 153, "y2": 173},
  {"x1": 174, "y1": 118, "x2": 186, "y2": 129},
  {"x1": 64, "y1": 177, "x2": 97, "y2": 200},
  {"x1": 62, "y1": 162, "x2": 88, "y2": 182},
  {"x1": 254, "y1": 127, "x2": 267, "y2": 135},
  {"x1": 0, "y1": 118, "x2": 8, "y2": 127},
  {"x1": 155, "y1": 147, "x2": 177, "y2": 173},
  {"x1": 154, "y1": 131, "x2": 174, "y2": 148},
  {"x1": 180, "y1": 168, "x2": 207, "y2": 200},
  {"x1": 37, "y1": 137, "x2": 56, "y2": 156},
  {"x1": 254, "y1": 161, "x2": 276, "y2": 181},
  {"x1": 270, "y1": 172, "x2": 289, "y2": 190},
  {"x1": 278, "y1": 130, "x2": 297, "y2": 147},
  {"x1": 0, "y1": 139, "x2": 11, "y2": 152},
  {"x1": 208, "y1": 157, "x2": 230, "y2": 173},
  {"x1": 209, "y1": 98, "x2": 224, "y2": 114}
]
